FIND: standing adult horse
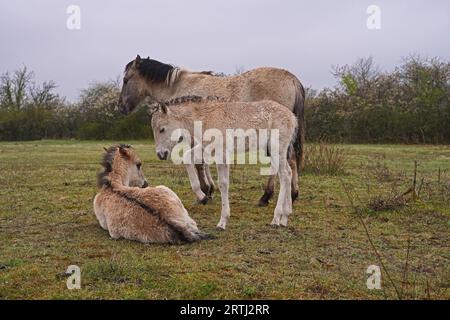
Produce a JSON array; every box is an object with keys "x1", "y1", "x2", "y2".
[{"x1": 118, "y1": 55, "x2": 305, "y2": 207}]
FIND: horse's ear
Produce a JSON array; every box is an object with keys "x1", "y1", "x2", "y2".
[
  {"x1": 148, "y1": 102, "x2": 160, "y2": 116},
  {"x1": 135, "y1": 55, "x2": 142, "y2": 67},
  {"x1": 119, "y1": 146, "x2": 130, "y2": 158},
  {"x1": 103, "y1": 147, "x2": 108, "y2": 152}
]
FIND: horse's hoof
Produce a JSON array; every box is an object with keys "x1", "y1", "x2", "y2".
[
  {"x1": 258, "y1": 199, "x2": 269, "y2": 207},
  {"x1": 216, "y1": 225, "x2": 226, "y2": 231},
  {"x1": 197, "y1": 232, "x2": 216, "y2": 240},
  {"x1": 200, "y1": 185, "x2": 211, "y2": 196},
  {"x1": 258, "y1": 192, "x2": 273, "y2": 207},
  {"x1": 207, "y1": 186, "x2": 215, "y2": 199},
  {"x1": 270, "y1": 223, "x2": 280, "y2": 228},
  {"x1": 197, "y1": 196, "x2": 209, "y2": 205},
  {"x1": 291, "y1": 191, "x2": 299, "y2": 202}
]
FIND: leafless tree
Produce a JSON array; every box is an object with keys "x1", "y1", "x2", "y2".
[
  {"x1": 30, "y1": 81, "x2": 59, "y2": 107},
  {"x1": 0, "y1": 66, "x2": 33, "y2": 109}
]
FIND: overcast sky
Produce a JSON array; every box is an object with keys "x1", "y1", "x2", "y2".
[{"x1": 1, "y1": 0, "x2": 449, "y2": 101}]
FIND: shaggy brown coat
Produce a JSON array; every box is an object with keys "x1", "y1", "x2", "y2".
[{"x1": 93, "y1": 145, "x2": 209, "y2": 244}]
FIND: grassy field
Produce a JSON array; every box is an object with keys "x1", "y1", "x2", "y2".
[{"x1": 0, "y1": 140, "x2": 449, "y2": 299}]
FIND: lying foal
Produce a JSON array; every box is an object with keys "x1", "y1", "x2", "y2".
[{"x1": 93, "y1": 144, "x2": 209, "y2": 244}]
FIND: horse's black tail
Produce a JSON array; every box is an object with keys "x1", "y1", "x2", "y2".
[{"x1": 292, "y1": 81, "x2": 306, "y2": 173}]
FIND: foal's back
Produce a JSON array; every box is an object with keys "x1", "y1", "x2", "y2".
[
  {"x1": 94, "y1": 185, "x2": 204, "y2": 244},
  {"x1": 179, "y1": 99, "x2": 297, "y2": 133},
  {"x1": 94, "y1": 187, "x2": 185, "y2": 243}
]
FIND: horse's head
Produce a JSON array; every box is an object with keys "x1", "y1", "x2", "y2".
[
  {"x1": 149, "y1": 103, "x2": 187, "y2": 161},
  {"x1": 118, "y1": 55, "x2": 150, "y2": 115},
  {"x1": 98, "y1": 144, "x2": 148, "y2": 188},
  {"x1": 119, "y1": 55, "x2": 178, "y2": 115}
]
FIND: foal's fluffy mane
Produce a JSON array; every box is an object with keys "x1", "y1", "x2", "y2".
[
  {"x1": 125, "y1": 57, "x2": 216, "y2": 86},
  {"x1": 149, "y1": 95, "x2": 227, "y2": 112},
  {"x1": 97, "y1": 144, "x2": 132, "y2": 187}
]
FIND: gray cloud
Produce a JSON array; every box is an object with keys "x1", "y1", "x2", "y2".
[{"x1": 1, "y1": 0, "x2": 449, "y2": 101}]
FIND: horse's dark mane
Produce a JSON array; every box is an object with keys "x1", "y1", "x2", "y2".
[
  {"x1": 125, "y1": 58, "x2": 176, "y2": 83},
  {"x1": 97, "y1": 144, "x2": 132, "y2": 187}
]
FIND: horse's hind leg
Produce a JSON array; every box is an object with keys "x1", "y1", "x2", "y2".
[
  {"x1": 258, "y1": 175, "x2": 276, "y2": 207},
  {"x1": 272, "y1": 158, "x2": 291, "y2": 227},
  {"x1": 216, "y1": 164, "x2": 230, "y2": 230},
  {"x1": 288, "y1": 152, "x2": 299, "y2": 202},
  {"x1": 260, "y1": 151, "x2": 298, "y2": 207},
  {"x1": 280, "y1": 162, "x2": 293, "y2": 227}
]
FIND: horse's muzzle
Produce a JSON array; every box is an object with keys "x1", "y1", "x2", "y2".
[
  {"x1": 142, "y1": 180, "x2": 149, "y2": 188},
  {"x1": 157, "y1": 151, "x2": 169, "y2": 160},
  {"x1": 118, "y1": 102, "x2": 129, "y2": 115}
]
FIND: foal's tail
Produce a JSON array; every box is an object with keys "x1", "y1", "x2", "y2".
[
  {"x1": 190, "y1": 231, "x2": 216, "y2": 242},
  {"x1": 292, "y1": 80, "x2": 306, "y2": 172}
]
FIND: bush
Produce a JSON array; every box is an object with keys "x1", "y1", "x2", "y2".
[
  {"x1": 303, "y1": 143, "x2": 347, "y2": 175},
  {"x1": 306, "y1": 56, "x2": 450, "y2": 144},
  {"x1": 0, "y1": 70, "x2": 152, "y2": 141}
]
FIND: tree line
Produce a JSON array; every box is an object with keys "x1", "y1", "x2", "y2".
[
  {"x1": 0, "y1": 68, "x2": 150, "y2": 141},
  {"x1": 0, "y1": 56, "x2": 449, "y2": 143},
  {"x1": 306, "y1": 56, "x2": 450, "y2": 143}
]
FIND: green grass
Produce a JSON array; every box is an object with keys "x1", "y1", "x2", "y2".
[{"x1": 0, "y1": 140, "x2": 449, "y2": 299}]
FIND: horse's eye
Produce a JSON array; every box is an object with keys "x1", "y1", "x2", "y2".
[
  {"x1": 178, "y1": 136, "x2": 184, "y2": 143},
  {"x1": 136, "y1": 162, "x2": 141, "y2": 169},
  {"x1": 159, "y1": 128, "x2": 165, "y2": 133},
  {"x1": 123, "y1": 78, "x2": 128, "y2": 84}
]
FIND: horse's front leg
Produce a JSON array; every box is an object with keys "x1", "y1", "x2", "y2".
[
  {"x1": 216, "y1": 164, "x2": 230, "y2": 230},
  {"x1": 195, "y1": 163, "x2": 212, "y2": 199},
  {"x1": 183, "y1": 145, "x2": 208, "y2": 204},
  {"x1": 204, "y1": 164, "x2": 216, "y2": 198},
  {"x1": 185, "y1": 164, "x2": 208, "y2": 204}
]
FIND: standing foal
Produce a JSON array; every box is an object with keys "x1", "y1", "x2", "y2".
[{"x1": 150, "y1": 96, "x2": 297, "y2": 230}]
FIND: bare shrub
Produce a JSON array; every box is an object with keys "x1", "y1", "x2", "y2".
[
  {"x1": 367, "y1": 160, "x2": 394, "y2": 182},
  {"x1": 419, "y1": 179, "x2": 450, "y2": 203},
  {"x1": 368, "y1": 194, "x2": 408, "y2": 212},
  {"x1": 303, "y1": 143, "x2": 347, "y2": 175}
]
